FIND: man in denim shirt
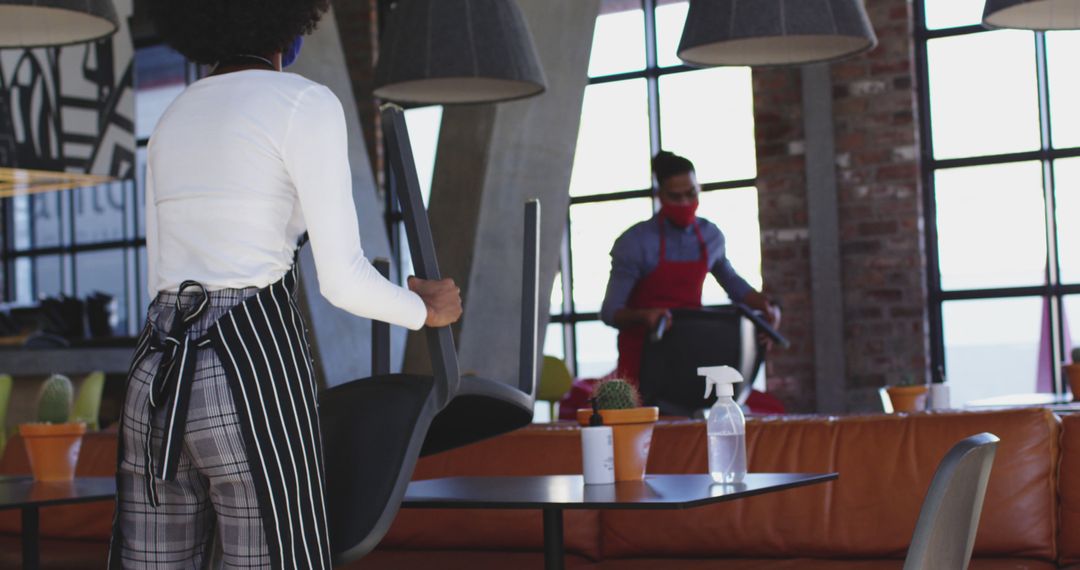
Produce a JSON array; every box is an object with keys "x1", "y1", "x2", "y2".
[{"x1": 601, "y1": 151, "x2": 781, "y2": 384}]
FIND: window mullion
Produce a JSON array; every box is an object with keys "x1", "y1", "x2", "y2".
[
  {"x1": 66, "y1": 189, "x2": 76, "y2": 296},
  {"x1": 561, "y1": 210, "x2": 578, "y2": 376},
  {"x1": 1035, "y1": 31, "x2": 1065, "y2": 392},
  {"x1": 643, "y1": 0, "x2": 662, "y2": 185},
  {"x1": 914, "y1": 0, "x2": 947, "y2": 382}
]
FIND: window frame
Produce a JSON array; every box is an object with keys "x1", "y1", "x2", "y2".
[
  {"x1": 0, "y1": 36, "x2": 199, "y2": 338},
  {"x1": 550, "y1": 0, "x2": 759, "y2": 376},
  {"x1": 913, "y1": 3, "x2": 1080, "y2": 393}
]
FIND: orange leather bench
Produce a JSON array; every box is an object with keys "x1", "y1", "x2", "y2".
[
  {"x1": 1, "y1": 408, "x2": 1077, "y2": 569},
  {"x1": 370, "y1": 408, "x2": 1064, "y2": 569}
]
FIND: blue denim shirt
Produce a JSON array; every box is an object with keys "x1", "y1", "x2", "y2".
[{"x1": 600, "y1": 215, "x2": 753, "y2": 326}]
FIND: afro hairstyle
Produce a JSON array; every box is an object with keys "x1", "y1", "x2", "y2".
[{"x1": 150, "y1": 0, "x2": 330, "y2": 65}]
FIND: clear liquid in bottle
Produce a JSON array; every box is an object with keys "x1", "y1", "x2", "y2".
[{"x1": 708, "y1": 432, "x2": 747, "y2": 483}]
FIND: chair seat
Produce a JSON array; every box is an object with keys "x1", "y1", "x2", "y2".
[
  {"x1": 421, "y1": 375, "x2": 535, "y2": 456},
  {"x1": 319, "y1": 374, "x2": 437, "y2": 564}
]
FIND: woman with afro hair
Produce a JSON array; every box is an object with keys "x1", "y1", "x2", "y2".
[{"x1": 107, "y1": 1, "x2": 462, "y2": 568}]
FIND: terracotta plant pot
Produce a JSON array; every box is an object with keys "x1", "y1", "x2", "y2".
[
  {"x1": 577, "y1": 407, "x2": 659, "y2": 481},
  {"x1": 886, "y1": 385, "x2": 929, "y2": 413},
  {"x1": 1066, "y1": 364, "x2": 1080, "y2": 402},
  {"x1": 19, "y1": 422, "x2": 86, "y2": 481}
]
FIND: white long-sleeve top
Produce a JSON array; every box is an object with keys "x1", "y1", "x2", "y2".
[{"x1": 146, "y1": 69, "x2": 427, "y2": 330}]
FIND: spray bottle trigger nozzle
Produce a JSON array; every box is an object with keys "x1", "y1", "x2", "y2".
[{"x1": 699, "y1": 366, "x2": 743, "y2": 399}]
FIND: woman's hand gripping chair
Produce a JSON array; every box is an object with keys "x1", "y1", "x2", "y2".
[{"x1": 318, "y1": 106, "x2": 541, "y2": 564}]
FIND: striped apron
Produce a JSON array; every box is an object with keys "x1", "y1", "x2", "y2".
[{"x1": 108, "y1": 258, "x2": 332, "y2": 569}]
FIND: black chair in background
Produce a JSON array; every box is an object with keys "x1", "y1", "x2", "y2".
[
  {"x1": 638, "y1": 306, "x2": 762, "y2": 417},
  {"x1": 318, "y1": 106, "x2": 540, "y2": 564}
]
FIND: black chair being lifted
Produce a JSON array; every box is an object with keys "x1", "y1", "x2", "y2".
[{"x1": 318, "y1": 106, "x2": 541, "y2": 564}]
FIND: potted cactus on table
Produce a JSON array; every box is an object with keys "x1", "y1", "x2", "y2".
[
  {"x1": 886, "y1": 373, "x2": 929, "y2": 413},
  {"x1": 19, "y1": 374, "x2": 87, "y2": 481},
  {"x1": 576, "y1": 379, "x2": 659, "y2": 481}
]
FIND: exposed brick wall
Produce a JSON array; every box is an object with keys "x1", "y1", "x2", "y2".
[
  {"x1": 331, "y1": 0, "x2": 384, "y2": 193},
  {"x1": 754, "y1": 0, "x2": 929, "y2": 412},
  {"x1": 754, "y1": 68, "x2": 815, "y2": 412}
]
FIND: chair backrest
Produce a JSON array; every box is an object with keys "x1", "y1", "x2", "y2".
[
  {"x1": 639, "y1": 306, "x2": 760, "y2": 415},
  {"x1": 0, "y1": 374, "x2": 11, "y2": 458},
  {"x1": 903, "y1": 432, "x2": 999, "y2": 570},
  {"x1": 518, "y1": 201, "x2": 540, "y2": 397},
  {"x1": 72, "y1": 371, "x2": 105, "y2": 430},
  {"x1": 383, "y1": 106, "x2": 461, "y2": 408},
  {"x1": 382, "y1": 105, "x2": 540, "y2": 401},
  {"x1": 538, "y1": 356, "x2": 572, "y2": 403},
  {"x1": 878, "y1": 387, "x2": 895, "y2": 413}
]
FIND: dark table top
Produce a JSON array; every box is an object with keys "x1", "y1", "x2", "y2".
[
  {"x1": 965, "y1": 392, "x2": 1080, "y2": 412},
  {"x1": 403, "y1": 473, "x2": 837, "y2": 510},
  {"x1": 0, "y1": 476, "x2": 116, "y2": 510}
]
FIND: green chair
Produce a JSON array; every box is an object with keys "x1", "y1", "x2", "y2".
[
  {"x1": 72, "y1": 371, "x2": 105, "y2": 431},
  {"x1": 538, "y1": 356, "x2": 573, "y2": 421},
  {"x1": 0, "y1": 374, "x2": 11, "y2": 459}
]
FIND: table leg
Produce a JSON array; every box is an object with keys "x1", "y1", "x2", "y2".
[
  {"x1": 22, "y1": 505, "x2": 39, "y2": 570},
  {"x1": 542, "y1": 508, "x2": 564, "y2": 570}
]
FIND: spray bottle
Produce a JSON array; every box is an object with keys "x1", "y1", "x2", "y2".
[{"x1": 699, "y1": 366, "x2": 746, "y2": 483}]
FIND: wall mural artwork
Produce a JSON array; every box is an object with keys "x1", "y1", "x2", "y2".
[
  {"x1": 0, "y1": 0, "x2": 136, "y2": 329},
  {"x1": 0, "y1": 0, "x2": 134, "y2": 180}
]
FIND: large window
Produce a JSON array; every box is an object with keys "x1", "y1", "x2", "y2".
[
  {"x1": 916, "y1": 1, "x2": 1080, "y2": 405},
  {"x1": 1, "y1": 43, "x2": 194, "y2": 338},
  {"x1": 548, "y1": 0, "x2": 761, "y2": 378}
]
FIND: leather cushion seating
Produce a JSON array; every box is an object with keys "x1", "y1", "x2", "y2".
[
  {"x1": 0, "y1": 408, "x2": 1073, "y2": 568},
  {"x1": 379, "y1": 424, "x2": 602, "y2": 561},
  {"x1": 602, "y1": 410, "x2": 1058, "y2": 560},
  {"x1": 373, "y1": 408, "x2": 1060, "y2": 567},
  {"x1": 1056, "y1": 414, "x2": 1080, "y2": 566}
]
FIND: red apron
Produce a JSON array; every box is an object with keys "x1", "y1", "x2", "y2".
[{"x1": 616, "y1": 218, "x2": 709, "y2": 385}]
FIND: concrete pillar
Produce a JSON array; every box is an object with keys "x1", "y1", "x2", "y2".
[
  {"x1": 753, "y1": 0, "x2": 927, "y2": 412},
  {"x1": 290, "y1": 7, "x2": 406, "y2": 388},
  {"x1": 403, "y1": 0, "x2": 600, "y2": 382},
  {"x1": 330, "y1": 0, "x2": 383, "y2": 182},
  {"x1": 801, "y1": 64, "x2": 847, "y2": 415}
]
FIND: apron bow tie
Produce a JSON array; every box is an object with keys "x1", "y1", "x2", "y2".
[{"x1": 138, "y1": 280, "x2": 213, "y2": 507}]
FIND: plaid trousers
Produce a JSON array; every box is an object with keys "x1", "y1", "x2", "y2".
[{"x1": 112, "y1": 287, "x2": 270, "y2": 569}]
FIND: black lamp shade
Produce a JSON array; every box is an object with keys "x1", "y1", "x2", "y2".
[
  {"x1": 0, "y1": 0, "x2": 119, "y2": 48},
  {"x1": 374, "y1": 0, "x2": 547, "y2": 105},
  {"x1": 983, "y1": 0, "x2": 1080, "y2": 30},
  {"x1": 677, "y1": 0, "x2": 878, "y2": 67}
]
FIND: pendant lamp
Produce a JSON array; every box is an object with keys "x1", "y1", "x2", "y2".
[
  {"x1": 677, "y1": 0, "x2": 878, "y2": 67},
  {"x1": 983, "y1": 0, "x2": 1080, "y2": 30},
  {"x1": 0, "y1": 0, "x2": 119, "y2": 48},
  {"x1": 374, "y1": 0, "x2": 547, "y2": 105}
]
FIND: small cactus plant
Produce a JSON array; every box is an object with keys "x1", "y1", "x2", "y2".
[
  {"x1": 892, "y1": 372, "x2": 925, "y2": 387},
  {"x1": 36, "y1": 374, "x2": 73, "y2": 424},
  {"x1": 593, "y1": 379, "x2": 641, "y2": 410}
]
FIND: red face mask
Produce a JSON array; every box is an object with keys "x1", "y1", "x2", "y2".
[{"x1": 660, "y1": 200, "x2": 698, "y2": 227}]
